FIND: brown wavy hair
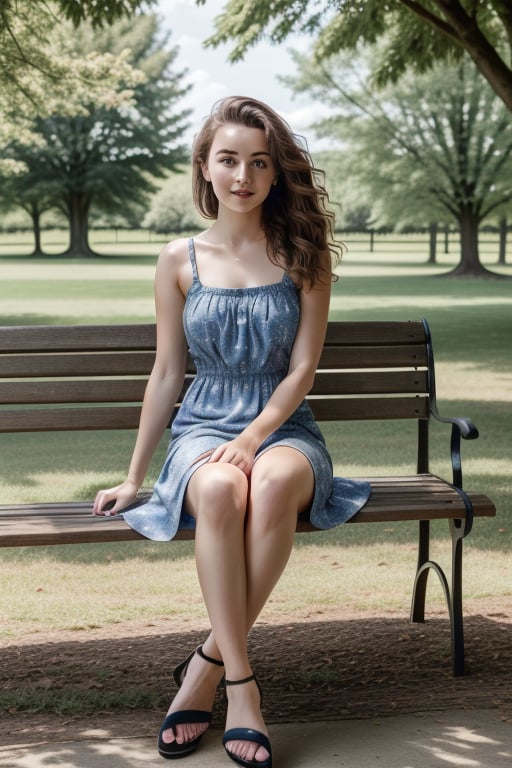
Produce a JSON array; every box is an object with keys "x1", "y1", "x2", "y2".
[{"x1": 192, "y1": 96, "x2": 341, "y2": 287}]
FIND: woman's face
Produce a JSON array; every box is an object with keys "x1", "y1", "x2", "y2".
[{"x1": 202, "y1": 122, "x2": 277, "y2": 214}]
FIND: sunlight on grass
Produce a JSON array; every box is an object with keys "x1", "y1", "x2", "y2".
[
  {"x1": 1, "y1": 232, "x2": 510, "y2": 643},
  {"x1": 1, "y1": 542, "x2": 509, "y2": 642},
  {"x1": 0, "y1": 298, "x2": 154, "y2": 320},
  {"x1": 0, "y1": 263, "x2": 156, "y2": 281}
]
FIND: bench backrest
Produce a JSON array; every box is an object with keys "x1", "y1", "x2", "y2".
[{"x1": 0, "y1": 320, "x2": 431, "y2": 433}]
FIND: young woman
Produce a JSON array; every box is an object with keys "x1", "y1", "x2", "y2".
[{"x1": 93, "y1": 96, "x2": 370, "y2": 768}]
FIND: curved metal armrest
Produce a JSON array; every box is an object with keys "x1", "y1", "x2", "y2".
[{"x1": 430, "y1": 402, "x2": 479, "y2": 489}]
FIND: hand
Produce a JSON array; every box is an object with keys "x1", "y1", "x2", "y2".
[
  {"x1": 197, "y1": 435, "x2": 258, "y2": 476},
  {"x1": 92, "y1": 480, "x2": 139, "y2": 516}
]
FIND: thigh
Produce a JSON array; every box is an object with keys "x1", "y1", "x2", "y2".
[{"x1": 251, "y1": 446, "x2": 315, "y2": 514}]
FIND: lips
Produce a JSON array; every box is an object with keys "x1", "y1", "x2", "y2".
[{"x1": 232, "y1": 190, "x2": 253, "y2": 197}]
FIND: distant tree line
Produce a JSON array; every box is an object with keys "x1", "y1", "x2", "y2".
[{"x1": 1, "y1": 0, "x2": 511, "y2": 277}]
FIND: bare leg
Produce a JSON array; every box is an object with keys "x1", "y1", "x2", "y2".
[
  {"x1": 223, "y1": 447, "x2": 314, "y2": 763},
  {"x1": 162, "y1": 448, "x2": 314, "y2": 764},
  {"x1": 161, "y1": 462, "x2": 249, "y2": 748}
]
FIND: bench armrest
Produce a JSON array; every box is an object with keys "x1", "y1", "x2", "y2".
[{"x1": 430, "y1": 402, "x2": 479, "y2": 486}]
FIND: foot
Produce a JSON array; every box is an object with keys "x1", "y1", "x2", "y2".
[
  {"x1": 161, "y1": 645, "x2": 224, "y2": 749},
  {"x1": 224, "y1": 675, "x2": 271, "y2": 766}
]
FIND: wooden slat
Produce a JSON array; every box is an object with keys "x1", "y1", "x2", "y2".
[
  {"x1": 0, "y1": 324, "x2": 156, "y2": 352},
  {"x1": 0, "y1": 396, "x2": 429, "y2": 431},
  {"x1": 0, "y1": 475, "x2": 495, "y2": 547},
  {"x1": 311, "y1": 370, "x2": 428, "y2": 396},
  {"x1": 0, "y1": 351, "x2": 155, "y2": 378},
  {"x1": 0, "y1": 405, "x2": 146, "y2": 432},
  {"x1": 309, "y1": 396, "x2": 429, "y2": 421},
  {"x1": 0, "y1": 321, "x2": 426, "y2": 354},
  {"x1": 318, "y1": 345, "x2": 428, "y2": 368},
  {"x1": 323, "y1": 321, "x2": 426, "y2": 346},
  {"x1": 0, "y1": 379, "x2": 148, "y2": 405}
]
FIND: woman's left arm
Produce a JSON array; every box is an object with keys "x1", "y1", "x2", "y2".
[{"x1": 207, "y1": 278, "x2": 331, "y2": 471}]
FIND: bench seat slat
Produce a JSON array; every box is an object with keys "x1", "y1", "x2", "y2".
[{"x1": 0, "y1": 476, "x2": 495, "y2": 547}]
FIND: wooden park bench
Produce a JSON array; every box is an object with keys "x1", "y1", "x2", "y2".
[{"x1": 0, "y1": 320, "x2": 496, "y2": 676}]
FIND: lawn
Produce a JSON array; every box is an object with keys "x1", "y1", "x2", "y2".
[{"x1": 0, "y1": 231, "x2": 511, "y2": 641}]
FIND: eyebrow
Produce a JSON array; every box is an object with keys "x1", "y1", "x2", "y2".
[{"x1": 215, "y1": 149, "x2": 271, "y2": 157}]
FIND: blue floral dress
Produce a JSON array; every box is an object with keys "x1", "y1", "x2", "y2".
[{"x1": 123, "y1": 239, "x2": 370, "y2": 540}]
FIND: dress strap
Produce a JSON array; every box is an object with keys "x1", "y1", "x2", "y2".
[{"x1": 188, "y1": 238, "x2": 199, "y2": 282}]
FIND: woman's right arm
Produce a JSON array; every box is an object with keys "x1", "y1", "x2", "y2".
[{"x1": 93, "y1": 241, "x2": 189, "y2": 515}]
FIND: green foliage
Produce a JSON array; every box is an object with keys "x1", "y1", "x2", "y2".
[
  {"x1": 0, "y1": 14, "x2": 192, "y2": 255},
  {"x1": 143, "y1": 167, "x2": 208, "y2": 233},
  {"x1": 285, "y1": 50, "x2": 512, "y2": 274},
  {"x1": 52, "y1": 0, "x2": 156, "y2": 27},
  {"x1": 198, "y1": 0, "x2": 512, "y2": 110},
  {"x1": 0, "y1": 2, "x2": 154, "y2": 150}
]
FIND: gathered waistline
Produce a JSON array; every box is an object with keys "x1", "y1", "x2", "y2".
[{"x1": 193, "y1": 368, "x2": 287, "y2": 379}]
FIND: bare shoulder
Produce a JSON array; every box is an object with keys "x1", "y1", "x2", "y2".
[
  {"x1": 156, "y1": 236, "x2": 195, "y2": 292},
  {"x1": 157, "y1": 236, "x2": 190, "y2": 270}
]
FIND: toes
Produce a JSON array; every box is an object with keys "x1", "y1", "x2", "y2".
[
  {"x1": 225, "y1": 740, "x2": 269, "y2": 763},
  {"x1": 163, "y1": 723, "x2": 208, "y2": 745}
]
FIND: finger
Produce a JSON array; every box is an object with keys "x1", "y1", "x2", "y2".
[
  {"x1": 93, "y1": 494, "x2": 115, "y2": 515},
  {"x1": 191, "y1": 449, "x2": 215, "y2": 465},
  {"x1": 208, "y1": 445, "x2": 229, "y2": 463}
]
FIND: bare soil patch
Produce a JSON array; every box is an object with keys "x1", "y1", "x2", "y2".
[{"x1": 1, "y1": 600, "x2": 511, "y2": 747}]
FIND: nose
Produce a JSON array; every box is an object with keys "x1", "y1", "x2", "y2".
[{"x1": 236, "y1": 164, "x2": 250, "y2": 184}]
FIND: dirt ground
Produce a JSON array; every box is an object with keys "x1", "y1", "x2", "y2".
[{"x1": 1, "y1": 599, "x2": 511, "y2": 747}]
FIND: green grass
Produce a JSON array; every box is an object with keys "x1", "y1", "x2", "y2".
[{"x1": 0, "y1": 230, "x2": 511, "y2": 643}]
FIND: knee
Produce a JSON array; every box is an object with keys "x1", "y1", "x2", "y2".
[
  {"x1": 251, "y1": 465, "x2": 288, "y2": 507},
  {"x1": 191, "y1": 465, "x2": 248, "y2": 528},
  {"x1": 249, "y1": 453, "x2": 313, "y2": 531}
]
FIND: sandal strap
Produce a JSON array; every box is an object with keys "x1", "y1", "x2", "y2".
[
  {"x1": 197, "y1": 645, "x2": 224, "y2": 667},
  {"x1": 225, "y1": 674, "x2": 256, "y2": 687}
]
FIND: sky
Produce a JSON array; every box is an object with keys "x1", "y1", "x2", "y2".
[{"x1": 157, "y1": 0, "x2": 331, "y2": 150}]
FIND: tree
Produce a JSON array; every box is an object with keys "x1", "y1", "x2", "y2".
[
  {"x1": 285, "y1": 51, "x2": 512, "y2": 277},
  {"x1": 1, "y1": 14, "x2": 191, "y2": 257},
  {"x1": 198, "y1": 0, "x2": 512, "y2": 111},
  {"x1": 0, "y1": 0, "x2": 156, "y2": 147},
  {"x1": 144, "y1": 169, "x2": 207, "y2": 234},
  {"x1": 0, "y1": 3, "x2": 154, "y2": 153}
]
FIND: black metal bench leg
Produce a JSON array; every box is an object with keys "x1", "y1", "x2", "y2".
[
  {"x1": 449, "y1": 521, "x2": 465, "y2": 677},
  {"x1": 410, "y1": 519, "x2": 466, "y2": 677}
]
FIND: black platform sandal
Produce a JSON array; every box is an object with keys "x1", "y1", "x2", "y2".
[
  {"x1": 158, "y1": 709, "x2": 211, "y2": 759},
  {"x1": 157, "y1": 646, "x2": 225, "y2": 759},
  {"x1": 222, "y1": 675, "x2": 272, "y2": 768}
]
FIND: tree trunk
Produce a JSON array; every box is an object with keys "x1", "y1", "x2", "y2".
[
  {"x1": 498, "y1": 216, "x2": 507, "y2": 265},
  {"x1": 29, "y1": 203, "x2": 45, "y2": 257},
  {"x1": 445, "y1": 205, "x2": 499, "y2": 277},
  {"x1": 428, "y1": 222, "x2": 437, "y2": 264},
  {"x1": 61, "y1": 192, "x2": 97, "y2": 257}
]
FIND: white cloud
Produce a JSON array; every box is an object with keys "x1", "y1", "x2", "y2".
[{"x1": 156, "y1": 0, "x2": 333, "y2": 149}]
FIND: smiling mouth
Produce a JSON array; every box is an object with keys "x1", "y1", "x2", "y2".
[{"x1": 232, "y1": 190, "x2": 253, "y2": 197}]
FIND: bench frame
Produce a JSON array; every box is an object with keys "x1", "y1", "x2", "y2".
[{"x1": 0, "y1": 319, "x2": 496, "y2": 676}]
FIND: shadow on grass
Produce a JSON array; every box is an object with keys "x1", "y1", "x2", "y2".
[{"x1": 1, "y1": 614, "x2": 510, "y2": 727}]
